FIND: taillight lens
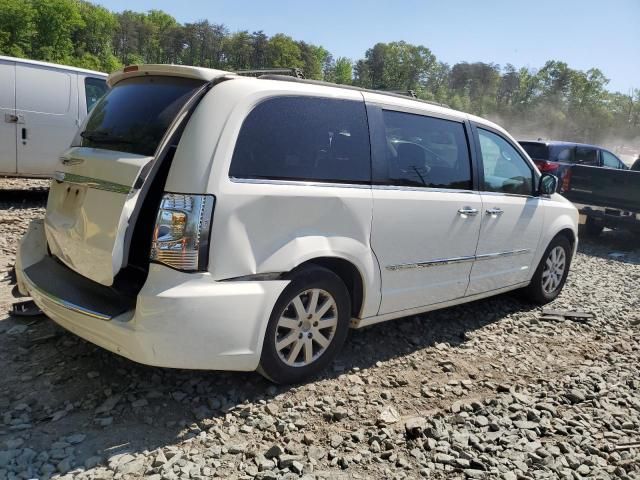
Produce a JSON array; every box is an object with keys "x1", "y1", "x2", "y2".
[
  {"x1": 560, "y1": 169, "x2": 572, "y2": 193},
  {"x1": 536, "y1": 160, "x2": 560, "y2": 173},
  {"x1": 150, "y1": 193, "x2": 215, "y2": 271}
]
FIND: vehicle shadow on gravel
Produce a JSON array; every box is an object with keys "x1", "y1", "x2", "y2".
[
  {"x1": 0, "y1": 188, "x2": 48, "y2": 205},
  {"x1": 577, "y1": 228, "x2": 640, "y2": 264},
  {"x1": 1, "y1": 286, "x2": 533, "y2": 469}
]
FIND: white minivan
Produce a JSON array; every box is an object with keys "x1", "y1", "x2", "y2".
[
  {"x1": 16, "y1": 64, "x2": 578, "y2": 384},
  {"x1": 0, "y1": 56, "x2": 108, "y2": 177}
]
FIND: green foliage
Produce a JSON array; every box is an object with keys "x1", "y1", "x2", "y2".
[
  {"x1": 0, "y1": 0, "x2": 637, "y2": 144},
  {"x1": 334, "y1": 57, "x2": 353, "y2": 84},
  {"x1": 266, "y1": 33, "x2": 302, "y2": 69},
  {"x1": 31, "y1": 0, "x2": 83, "y2": 62},
  {"x1": 0, "y1": 0, "x2": 36, "y2": 57}
]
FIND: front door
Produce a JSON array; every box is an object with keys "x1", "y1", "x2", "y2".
[
  {"x1": 367, "y1": 103, "x2": 483, "y2": 315},
  {"x1": 0, "y1": 59, "x2": 16, "y2": 174},
  {"x1": 15, "y1": 64, "x2": 79, "y2": 176},
  {"x1": 467, "y1": 127, "x2": 544, "y2": 295}
]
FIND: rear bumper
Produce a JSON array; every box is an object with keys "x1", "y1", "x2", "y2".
[
  {"x1": 575, "y1": 204, "x2": 640, "y2": 231},
  {"x1": 16, "y1": 220, "x2": 289, "y2": 371}
]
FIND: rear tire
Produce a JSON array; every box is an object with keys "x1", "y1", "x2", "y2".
[
  {"x1": 584, "y1": 217, "x2": 604, "y2": 237},
  {"x1": 523, "y1": 235, "x2": 572, "y2": 304},
  {"x1": 258, "y1": 265, "x2": 350, "y2": 384}
]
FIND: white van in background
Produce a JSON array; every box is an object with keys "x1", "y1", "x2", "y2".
[{"x1": 0, "y1": 56, "x2": 108, "y2": 177}]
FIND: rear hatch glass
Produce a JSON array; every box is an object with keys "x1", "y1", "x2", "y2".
[
  {"x1": 47, "y1": 75, "x2": 206, "y2": 286},
  {"x1": 76, "y1": 76, "x2": 205, "y2": 156},
  {"x1": 519, "y1": 142, "x2": 550, "y2": 161}
]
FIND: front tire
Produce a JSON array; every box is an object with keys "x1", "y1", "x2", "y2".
[
  {"x1": 523, "y1": 235, "x2": 572, "y2": 304},
  {"x1": 258, "y1": 266, "x2": 350, "y2": 384}
]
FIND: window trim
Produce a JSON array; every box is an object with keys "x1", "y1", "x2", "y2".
[
  {"x1": 472, "y1": 123, "x2": 539, "y2": 198},
  {"x1": 368, "y1": 104, "x2": 477, "y2": 191},
  {"x1": 228, "y1": 95, "x2": 373, "y2": 185},
  {"x1": 229, "y1": 177, "x2": 372, "y2": 189}
]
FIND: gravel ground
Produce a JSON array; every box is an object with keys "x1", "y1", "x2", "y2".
[{"x1": 0, "y1": 178, "x2": 638, "y2": 480}]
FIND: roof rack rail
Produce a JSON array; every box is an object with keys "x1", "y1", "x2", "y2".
[
  {"x1": 256, "y1": 74, "x2": 448, "y2": 108},
  {"x1": 235, "y1": 68, "x2": 305, "y2": 79},
  {"x1": 383, "y1": 89, "x2": 418, "y2": 99}
]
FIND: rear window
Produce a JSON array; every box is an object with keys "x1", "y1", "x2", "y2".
[
  {"x1": 78, "y1": 76, "x2": 205, "y2": 156},
  {"x1": 575, "y1": 146, "x2": 598, "y2": 166},
  {"x1": 549, "y1": 145, "x2": 573, "y2": 162},
  {"x1": 519, "y1": 142, "x2": 549, "y2": 160},
  {"x1": 84, "y1": 77, "x2": 109, "y2": 112},
  {"x1": 229, "y1": 96, "x2": 371, "y2": 183}
]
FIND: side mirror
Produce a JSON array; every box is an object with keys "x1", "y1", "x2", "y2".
[{"x1": 539, "y1": 173, "x2": 558, "y2": 195}]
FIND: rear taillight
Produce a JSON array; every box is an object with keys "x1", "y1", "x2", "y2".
[
  {"x1": 535, "y1": 160, "x2": 560, "y2": 173},
  {"x1": 150, "y1": 193, "x2": 215, "y2": 271},
  {"x1": 560, "y1": 169, "x2": 572, "y2": 193}
]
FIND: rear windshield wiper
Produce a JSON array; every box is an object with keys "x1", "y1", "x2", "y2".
[{"x1": 80, "y1": 130, "x2": 134, "y2": 144}]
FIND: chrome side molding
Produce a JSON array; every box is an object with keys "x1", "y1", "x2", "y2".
[
  {"x1": 386, "y1": 249, "x2": 530, "y2": 271},
  {"x1": 474, "y1": 249, "x2": 529, "y2": 261},
  {"x1": 386, "y1": 255, "x2": 475, "y2": 271}
]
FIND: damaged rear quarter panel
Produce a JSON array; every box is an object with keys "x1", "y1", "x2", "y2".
[
  {"x1": 175, "y1": 80, "x2": 382, "y2": 318},
  {"x1": 211, "y1": 182, "x2": 380, "y2": 319}
]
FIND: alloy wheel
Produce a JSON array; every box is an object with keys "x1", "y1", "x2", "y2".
[
  {"x1": 274, "y1": 288, "x2": 338, "y2": 367},
  {"x1": 541, "y1": 246, "x2": 566, "y2": 294}
]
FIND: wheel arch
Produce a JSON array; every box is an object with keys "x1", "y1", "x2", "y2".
[
  {"x1": 554, "y1": 227, "x2": 577, "y2": 251},
  {"x1": 291, "y1": 256, "x2": 365, "y2": 319},
  {"x1": 535, "y1": 211, "x2": 579, "y2": 266}
]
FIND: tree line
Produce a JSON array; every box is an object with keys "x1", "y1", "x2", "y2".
[{"x1": 1, "y1": 0, "x2": 638, "y2": 147}]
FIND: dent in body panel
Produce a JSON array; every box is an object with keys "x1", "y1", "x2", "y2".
[{"x1": 210, "y1": 185, "x2": 381, "y2": 318}]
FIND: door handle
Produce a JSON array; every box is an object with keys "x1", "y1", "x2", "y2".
[
  {"x1": 486, "y1": 208, "x2": 504, "y2": 216},
  {"x1": 458, "y1": 207, "x2": 479, "y2": 217},
  {"x1": 4, "y1": 113, "x2": 18, "y2": 123}
]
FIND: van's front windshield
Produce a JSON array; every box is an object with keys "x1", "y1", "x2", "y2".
[{"x1": 76, "y1": 75, "x2": 206, "y2": 157}]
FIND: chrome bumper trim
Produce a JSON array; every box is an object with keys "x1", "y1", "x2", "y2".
[{"x1": 52, "y1": 171, "x2": 133, "y2": 195}]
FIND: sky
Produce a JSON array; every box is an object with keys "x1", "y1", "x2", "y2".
[{"x1": 94, "y1": 0, "x2": 640, "y2": 94}]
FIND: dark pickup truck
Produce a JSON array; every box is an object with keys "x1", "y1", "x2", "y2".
[{"x1": 561, "y1": 164, "x2": 640, "y2": 236}]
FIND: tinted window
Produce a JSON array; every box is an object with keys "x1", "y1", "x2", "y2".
[
  {"x1": 84, "y1": 77, "x2": 109, "y2": 112},
  {"x1": 78, "y1": 76, "x2": 205, "y2": 156},
  {"x1": 478, "y1": 129, "x2": 533, "y2": 196},
  {"x1": 230, "y1": 97, "x2": 370, "y2": 183},
  {"x1": 379, "y1": 110, "x2": 471, "y2": 189},
  {"x1": 519, "y1": 142, "x2": 549, "y2": 160},
  {"x1": 602, "y1": 150, "x2": 623, "y2": 169},
  {"x1": 574, "y1": 146, "x2": 598, "y2": 166},
  {"x1": 549, "y1": 145, "x2": 573, "y2": 162}
]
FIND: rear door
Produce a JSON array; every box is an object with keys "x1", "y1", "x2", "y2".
[
  {"x1": 0, "y1": 59, "x2": 16, "y2": 174},
  {"x1": 45, "y1": 75, "x2": 206, "y2": 286},
  {"x1": 16, "y1": 63, "x2": 79, "y2": 176},
  {"x1": 368, "y1": 102, "x2": 483, "y2": 315}
]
